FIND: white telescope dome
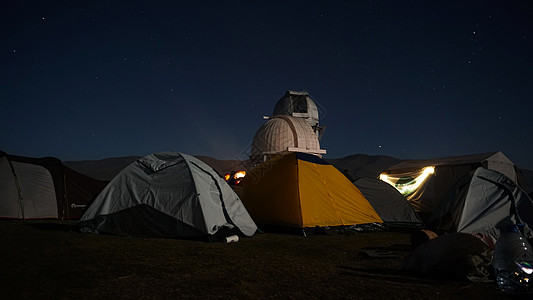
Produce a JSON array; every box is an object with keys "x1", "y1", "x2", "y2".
[
  {"x1": 273, "y1": 91, "x2": 324, "y2": 140},
  {"x1": 250, "y1": 115, "x2": 326, "y2": 163},
  {"x1": 273, "y1": 91, "x2": 319, "y2": 128}
]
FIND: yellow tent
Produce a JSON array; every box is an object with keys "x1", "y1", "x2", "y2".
[{"x1": 240, "y1": 152, "x2": 382, "y2": 229}]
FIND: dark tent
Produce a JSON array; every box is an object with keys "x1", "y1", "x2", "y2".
[{"x1": 353, "y1": 177, "x2": 423, "y2": 228}]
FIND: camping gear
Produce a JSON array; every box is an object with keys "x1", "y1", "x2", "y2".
[
  {"x1": 401, "y1": 232, "x2": 494, "y2": 282},
  {"x1": 353, "y1": 177, "x2": 423, "y2": 228},
  {"x1": 0, "y1": 150, "x2": 107, "y2": 219},
  {"x1": 493, "y1": 225, "x2": 533, "y2": 293},
  {"x1": 79, "y1": 152, "x2": 257, "y2": 239},
  {"x1": 379, "y1": 151, "x2": 518, "y2": 220},
  {"x1": 410, "y1": 230, "x2": 439, "y2": 247},
  {"x1": 429, "y1": 167, "x2": 533, "y2": 240},
  {"x1": 240, "y1": 152, "x2": 382, "y2": 232},
  {"x1": 225, "y1": 235, "x2": 239, "y2": 243}
]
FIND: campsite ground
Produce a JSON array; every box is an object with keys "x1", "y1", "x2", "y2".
[{"x1": 0, "y1": 220, "x2": 517, "y2": 299}]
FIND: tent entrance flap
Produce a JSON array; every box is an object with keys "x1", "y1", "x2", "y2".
[{"x1": 300, "y1": 160, "x2": 345, "y2": 226}]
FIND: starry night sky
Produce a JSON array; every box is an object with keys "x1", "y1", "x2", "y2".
[{"x1": 2, "y1": 1, "x2": 533, "y2": 169}]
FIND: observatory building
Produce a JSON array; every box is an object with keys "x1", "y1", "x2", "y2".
[
  {"x1": 250, "y1": 91, "x2": 326, "y2": 163},
  {"x1": 273, "y1": 90, "x2": 325, "y2": 139}
]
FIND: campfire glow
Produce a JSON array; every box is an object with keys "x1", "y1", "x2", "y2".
[{"x1": 224, "y1": 170, "x2": 247, "y2": 185}]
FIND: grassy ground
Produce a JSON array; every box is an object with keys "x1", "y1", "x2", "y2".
[{"x1": 0, "y1": 220, "x2": 512, "y2": 299}]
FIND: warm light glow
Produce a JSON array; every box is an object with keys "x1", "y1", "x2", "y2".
[
  {"x1": 224, "y1": 171, "x2": 247, "y2": 185},
  {"x1": 424, "y1": 166, "x2": 435, "y2": 175},
  {"x1": 379, "y1": 166, "x2": 435, "y2": 196},
  {"x1": 517, "y1": 261, "x2": 533, "y2": 275}
]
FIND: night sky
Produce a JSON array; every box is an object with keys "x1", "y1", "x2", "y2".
[{"x1": 2, "y1": 1, "x2": 533, "y2": 169}]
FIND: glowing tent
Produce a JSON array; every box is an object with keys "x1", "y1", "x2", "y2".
[
  {"x1": 240, "y1": 152, "x2": 382, "y2": 231},
  {"x1": 379, "y1": 151, "x2": 518, "y2": 221}
]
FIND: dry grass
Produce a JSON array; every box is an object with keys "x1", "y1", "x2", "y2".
[{"x1": 0, "y1": 220, "x2": 508, "y2": 299}]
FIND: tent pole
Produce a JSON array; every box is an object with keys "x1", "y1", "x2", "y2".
[{"x1": 6, "y1": 155, "x2": 25, "y2": 220}]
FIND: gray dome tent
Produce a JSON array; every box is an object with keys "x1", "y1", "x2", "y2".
[
  {"x1": 354, "y1": 177, "x2": 423, "y2": 228},
  {"x1": 79, "y1": 152, "x2": 257, "y2": 239},
  {"x1": 429, "y1": 167, "x2": 533, "y2": 240}
]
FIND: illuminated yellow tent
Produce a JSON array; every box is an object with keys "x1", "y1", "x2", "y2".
[{"x1": 240, "y1": 152, "x2": 382, "y2": 229}]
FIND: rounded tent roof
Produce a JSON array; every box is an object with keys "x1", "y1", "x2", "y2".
[
  {"x1": 250, "y1": 115, "x2": 326, "y2": 163},
  {"x1": 273, "y1": 91, "x2": 320, "y2": 128},
  {"x1": 79, "y1": 152, "x2": 257, "y2": 238}
]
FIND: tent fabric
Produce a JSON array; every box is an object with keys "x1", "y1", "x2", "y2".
[
  {"x1": 0, "y1": 157, "x2": 57, "y2": 218},
  {"x1": 353, "y1": 177, "x2": 423, "y2": 228},
  {"x1": 379, "y1": 151, "x2": 519, "y2": 221},
  {"x1": 0, "y1": 151, "x2": 107, "y2": 219},
  {"x1": 429, "y1": 167, "x2": 533, "y2": 239},
  {"x1": 383, "y1": 152, "x2": 517, "y2": 182},
  {"x1": 240, "y1": 152, "x2": 382, "y2": 229},
  {"x1": 79, "y1": 152, "x2": 257, "y2": 238}
]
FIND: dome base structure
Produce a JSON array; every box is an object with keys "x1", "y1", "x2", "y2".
[{"x1": 250, "y1": 115, "x2": 326, "y2": 164}]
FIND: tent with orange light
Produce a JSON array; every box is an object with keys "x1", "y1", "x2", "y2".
[
  {"x1": 239, "y1": 152, "x2": 382, "y2": 232},
  {"x1": 379, "y1": 151, "x2": 518, "y2": 221}
]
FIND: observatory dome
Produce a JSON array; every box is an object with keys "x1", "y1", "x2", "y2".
[
  {"x1": 250, "y1": 115, "x2": 326, "y2": 163},
  {"x1": 273, "y1": 91, "x2": 320, "y2": 129}
]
